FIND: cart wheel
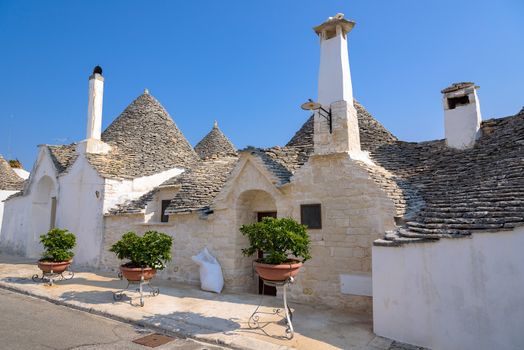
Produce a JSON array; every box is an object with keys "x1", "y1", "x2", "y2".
[
  {"x1": 31, "y1": 274, "x2": 40, "y2": 282},
  {"x1": 151, "y1": 288, "x2": 160, "y2": 296},
  {"x1": 113, "y1": 292, "x2": 123, "y2": 301},
  {"x1": 140, "y1": 299, "x2": 144, "y2": 307}
]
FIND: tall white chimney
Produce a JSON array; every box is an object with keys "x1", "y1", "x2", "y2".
[
  {"x1": 86, "y1": 66, "x2": 104, "y2": 140},
  {"x1": 442, "y1": 82, "x2": 482, "y2": 149},
  {"x1": 78, "y1": 66, "x2": 110, "y2": 154},
  {"x1": 313, "y1": 13, "x2": 361, "y2": 155}
]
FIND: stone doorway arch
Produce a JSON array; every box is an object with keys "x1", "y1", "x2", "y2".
[
  {"x1": 235, "y1": 189, "x2": 278, "y2": 295},
  {"x1": 29, "y1": 176, "x2": 56, "y2": 257},
  {"x1": 236, "y1": 189, "x2": 277, "y2": 226}
]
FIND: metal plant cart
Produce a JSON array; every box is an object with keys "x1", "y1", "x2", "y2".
[
  {"x1": 248, "y1": 276, "x2": 295, "y2": 339},
  {"x1": 112, "y1": 270, "x2": 160, "y2": 307},
  {"x1": 32, "y1": 269, "x2": 74, "y2": 286}
]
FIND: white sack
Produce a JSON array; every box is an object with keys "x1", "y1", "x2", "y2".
[{"x1": 191, "y1": 247, "x2": 224, "y2": 293}]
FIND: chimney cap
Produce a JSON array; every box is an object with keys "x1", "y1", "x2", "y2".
[
  {"x1": 314, "y1": 13, "x2": 355, "y2": 36},
  {"x1": 441, "y1": 82, "x2": 478, "y2": 94},
  {"x1": 93, "y1": 65, "x2": 103, "y2": 75}
]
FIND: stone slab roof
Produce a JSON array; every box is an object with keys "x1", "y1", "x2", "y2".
[
  {"x1": 109, "y1": 156, "x2": 238, "y2": 215},
  {"x1": 87, "y1": 92, "x2": 199, "y2": 179},
  {"x1": 251, "y1": 100, "x2": 398, "y2": 185},
  {"x1": 245, "y1": 146, "x2": 313, "y2": 186},
  {"x1": 373, "y1": 108, "x2": 524, "y2": 246},
  {"x1": 165, "y1": 156, "x2": 238, "y2": 213},
  {"x1": 194, "y1": 122, "x2": 237, "y2": 159},
  {"x1": 47, "y1": 144, "x2": 78, "y2": 174},
  {"x1": 0, "y1": 154, "x2": 25, "y2": 191},
  {"x1": 38, "y1": 93, "x2": 199, "y2": 180}
]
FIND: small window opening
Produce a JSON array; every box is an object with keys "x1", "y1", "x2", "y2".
[
  {"x1": 161, "y1": 200, "x2": 170, "y2": 223},
  {"x1": 447, "y1": 95, "x2": 470, "y2": 110},
  {"x1": 301, "y1": 204, "x2": 322, "y2": 229}
]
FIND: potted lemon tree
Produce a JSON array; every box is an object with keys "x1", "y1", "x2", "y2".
[{"x1": 240, "y1": 217, "x2": 311, "y2": 281}]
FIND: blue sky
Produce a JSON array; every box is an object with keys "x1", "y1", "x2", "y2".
[{"x1": 1, "y1": 0, "x2": 523, "y2": 168}]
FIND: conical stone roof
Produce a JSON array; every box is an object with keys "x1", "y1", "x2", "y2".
[
  {"x1": 86, "y1": 91, "x2": 200, "y2": 179},
  {"x1": 194, "y1": 121, "x2": 237, "y2": 159},
  {"x1": 0, "y1": 154, "x2": 25, "y2": 191},
  {"x1": 285, "y1": 100, "x2": 397, "y2": 151}
]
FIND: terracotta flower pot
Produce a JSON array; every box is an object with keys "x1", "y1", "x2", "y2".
[
  {"x1": 254, "y1": 259, "x2": 303, "y2": 282},
  {"x1": 37, "y1": 259, "x2": 72, "y2": 274},
  {"x1": 120, "y1": 265, "x2": 156, "y2": 282}
]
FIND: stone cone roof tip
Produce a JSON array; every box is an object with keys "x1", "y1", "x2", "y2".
[
  {"x1": 0, "y1": 154, "x2": 25, "y2": 191},
  {"x1": 194, "y1": 121, "x2": 237, "y2": 159}
]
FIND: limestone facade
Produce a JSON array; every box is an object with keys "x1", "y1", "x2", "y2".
[{"x1": 101, "y1": 150, "x2": 396, "y2": 312}]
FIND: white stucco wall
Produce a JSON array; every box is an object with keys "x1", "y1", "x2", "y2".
[
  {"x1": 0, "y1": 190, "x2": 19, "y2": 243},
  {"x1": 318, "y1": 30, "x2": 353, "y2": 106},
  {"x1": 373, "y1": 228, "x2": 524, "y2": 350},
  {"x1": 56, "y1": 153, "x2": 105, "y2": 266},
  {"x1": 0, "y1": 147, "x2": 58, "y2": 258},
  {"x1": 444, "y1": 89, "x2": 482, "y2": 149},
  {"x1": 12, "y1": 168, "x2": 30, "y2": 180},
  {"x1": 103, "y1": 167, "x2": 184, "y2": 214}
]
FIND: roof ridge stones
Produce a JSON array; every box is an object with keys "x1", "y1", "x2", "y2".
[
  {"x1": 194, "y1": 122, "x2": 237, "y2": 159},
  {"x1": 0, "y1": 154, "x2": 25, "y2": 191}
]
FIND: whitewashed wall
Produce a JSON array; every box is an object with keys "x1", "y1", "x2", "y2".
[
  {"x1": 103, "y1": 167, "x2": 183, "y2": 215},
  {"x1": 56, "y1": 153, "x2": 105, "y2": 266},
  {"x1": 12, "y1": 168, "x2": 30, "y2": 180},
  {"x1": 0, "y1": 147, "x2": 58, "y2": 257},
  {"x1": 373, "y1": 228, "x2": 524, "y2": 350},
  {"x1": 0, "y1": 190, "x2": 19, "y2": 244}
]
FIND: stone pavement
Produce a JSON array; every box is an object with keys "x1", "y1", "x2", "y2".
[{"x1": 0, "y1": 254, "x2": 398, "y2": 350}]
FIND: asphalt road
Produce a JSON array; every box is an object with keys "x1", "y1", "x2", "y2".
[{"x1": 0, "y1": 288, "x2": 228, "y2": 350}]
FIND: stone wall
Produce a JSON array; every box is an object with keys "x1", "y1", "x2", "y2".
[
  {"x1": 100, "y1": 153, "x2": 397, "y2": 311},
  {"x1": 284, "y1": 153, "x2": 396, "y2": 312},
  {"x1": 102, "y1": 209, "x2": 251, "y2": 292}
]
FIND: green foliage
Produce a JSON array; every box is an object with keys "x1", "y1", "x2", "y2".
[
  {"x1": 240, "y1": 217, "x2": 312, "y2": 264},
  {"x1": 39, "y1": 228, "x2": 76, "y2": 262},
  {"x1": 8, "y1": 159, "x2": 22, "y2": 169},
  {"x1": 109, "y1": 231, "x2": 173, "y2": 270}
]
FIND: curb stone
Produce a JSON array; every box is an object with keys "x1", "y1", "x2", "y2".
[{"x1": 0, "y1": 281, "x2": 292, "y2": 350}]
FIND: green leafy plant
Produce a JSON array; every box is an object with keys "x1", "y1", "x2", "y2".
[
  {"x1": 109, "y1": 231, "x2": 173, "y2": 270},
  {"x1": 240, "y1": 217, "x2": 311, "y2": 264},
  {"x1": 40, "y1": 228, "x2": 76, "y2": 262},
  {"x1": 8, "y1": 159, "x2": 22, "y2": 169}
]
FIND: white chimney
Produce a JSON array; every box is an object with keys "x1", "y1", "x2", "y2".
[
  {"x1": 86, "y1": 66, "x2": 104, "y2": 140},
  {"x1": 78, "y1": 66, "x2": 110, "y2": 154},
  {"x1": 313, "y1": 13, "x2": 361, "y2": 155},
  {"x1": 442, "y1": 82, "x2": 482, "y2": 149}
]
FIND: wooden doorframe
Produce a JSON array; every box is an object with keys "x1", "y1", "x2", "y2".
[{"x1": 49, "y1": 197, "x2": 57, "y2": 230}]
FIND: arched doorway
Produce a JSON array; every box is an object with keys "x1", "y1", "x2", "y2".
[
  {"x1": 236, "y1": 189, "x2": 277, "y2": 226},
  {"x1": 29, "y1": 176, "x2": 56, "y2": 257},
  {"x1": 235, "y1": 189, "x2": 278, "y2": 295}
]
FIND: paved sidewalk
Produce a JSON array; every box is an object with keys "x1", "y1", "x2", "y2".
[{"x1": 0, "y1": 254, "x2": 394, "y2": 350}]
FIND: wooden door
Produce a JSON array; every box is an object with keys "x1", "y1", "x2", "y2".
[{"x1": 257, "y1": 211, "x2": 277, "y2": 296}]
